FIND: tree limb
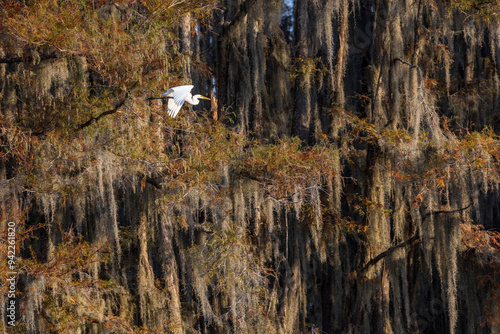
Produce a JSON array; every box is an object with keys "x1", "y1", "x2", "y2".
[
  {"x1": 423, "y1": 202, "x2": 472, "y2": 219},
  {"x1": 356, "y1": 234, "x2": 420, "y2": 276},
  {"x1": 76, "y1": 92, "x2": 129, "y2": 130},
  {"x1": 394, "y1": 57, "x2": 417, "y2": 69},
  {"x1": 0, "y1": 52, "x2": 60, "y2": 64},
  {"x1": 75, "y1": 70, "x2": 144, "y2": 130},
  {"x1": 355, "y1": 203, "x2": 472, "y2": 277},
  {"x1": 33, "y1": 66, "x2": 146, "y2": 135}
]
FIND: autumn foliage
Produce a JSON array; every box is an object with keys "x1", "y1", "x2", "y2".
[{"x1": 1, "y1": 0, "x2": 500, "y2": 333}]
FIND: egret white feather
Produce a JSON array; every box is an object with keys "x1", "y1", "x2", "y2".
[{"x1": 157, "y1": 85, "x2": 210, "y2": 118}]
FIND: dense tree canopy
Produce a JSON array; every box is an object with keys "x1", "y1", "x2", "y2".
[{"x1": 1, "y1": 0, "x2": 500, "y2": 333}]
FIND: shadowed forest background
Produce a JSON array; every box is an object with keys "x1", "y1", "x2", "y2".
[{"x1": 1, "y1": 0, "x2": 500, "y2": 333}]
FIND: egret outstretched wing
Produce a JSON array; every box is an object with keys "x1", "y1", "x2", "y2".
[{"x1": 161, "y1": 85, "x2": 194, "y2": 118}]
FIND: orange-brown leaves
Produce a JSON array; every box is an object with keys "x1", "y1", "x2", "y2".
[
  {"x1": 241, "y1": 137, "x2": 340, "y2": 198},
  {"x1": 461, "y1": 222, "x2": 500, "y2": 252},
  {"x1": 448, "y1": 0, "x2": 500, "y2": 22},
  {"x1": 461, "y1": 221, "x2": 500, "y2": 327}
]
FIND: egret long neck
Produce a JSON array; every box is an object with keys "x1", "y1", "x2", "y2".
[{"x1": 184, "y1": 94, "x2": 198, "y2": 105}]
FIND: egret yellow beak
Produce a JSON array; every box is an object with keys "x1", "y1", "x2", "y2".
[{"x1": 199, "y1": 96, "x2": 210, "y2": 100}]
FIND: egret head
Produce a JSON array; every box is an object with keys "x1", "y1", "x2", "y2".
[{"x1": 194, "y1": 95, "x2": 210, "y2": 101}]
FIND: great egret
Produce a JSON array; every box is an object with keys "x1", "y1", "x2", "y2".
[{"x1": 149, "y1": 85, "x2": 210, "y2": 118}]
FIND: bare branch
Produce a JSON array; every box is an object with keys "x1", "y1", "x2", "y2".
[
  {"x1": 355, "y1": 203, "x2": 472, "y2": 277},
  {"x1": 423, "y1": 202, "x2": 472, "y2": 219},
  {"x1": 0, "y1": 53, "x2": 60, "y2": 64},
  {"x1": 76, "y1": 93, "x2": 129, "y2": 130},
  {"x1": 394, "y1": 57, "x2": 417, "y2": 69},
  {"x1": 356, "y1": 234, "x2": 420, "y2": 276}
]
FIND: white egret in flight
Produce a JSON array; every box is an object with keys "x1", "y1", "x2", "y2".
[{"x1": 149, "y1": 85, "x2": 210, "y2": 118}]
